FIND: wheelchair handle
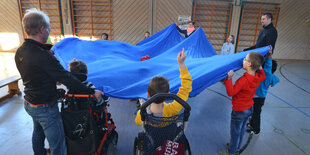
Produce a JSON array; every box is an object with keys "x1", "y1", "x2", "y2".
[
  {"x1": 57, "y1": 89, "x2": 94, "y2": 99},
  {"x1": 140, "y1": 93, "x2": 191, "y2": 122}
]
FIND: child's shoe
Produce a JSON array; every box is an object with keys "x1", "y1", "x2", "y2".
[
  {"x1": 246, "y1": 123, "x2": 253, "y2": 129},
  {"x1": 219, "y1": 143, "x2": 239, "y2": 155},
  {"x1": 246, "y1": 129, "x2": 260, "y2": 135},
  {"x1": 218, "y1": 150, "x2": 228, "y2": 155},
  {"x1": 45, "y1": 148, "x2": 51, "y2": 155},
  {"x1": 103, "y1": 96, "x2": 110, "y2": 103}
]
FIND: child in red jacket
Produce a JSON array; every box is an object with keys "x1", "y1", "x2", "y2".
[{"x1": 224, "y1": 52, "x2": 265, "y2": 155}]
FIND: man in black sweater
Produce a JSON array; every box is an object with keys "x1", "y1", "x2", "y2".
[
  {"x1": 244, "y1": 13, "x2": 278, "y2": 54},
  {"x1": 244, "y1": 13, "x2": 278, "y2": 136},
  {"x1": 15, "y1": 8, "x2": 103, "y2": 155}
]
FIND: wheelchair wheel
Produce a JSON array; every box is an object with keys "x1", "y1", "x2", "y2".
[
  {"x1": 133, "y1": 137, "x2": 143, "y2": 155},
  {"x1": 110, "y1": 130, "x2": 118, "y2": 147},
  {"x1": 102, "y1": 130, "x2": 118, "y2": 155}
]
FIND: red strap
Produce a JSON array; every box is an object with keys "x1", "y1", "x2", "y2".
[{"x1": 25, "y1": 99, "x2": 48, "y2": 106}]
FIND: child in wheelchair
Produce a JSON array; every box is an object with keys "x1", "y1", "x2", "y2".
[
  {"x1": 68, "y1": 59, "x2": 110, "y2": 107},
  {"x1": 134, "y1": 48, "x2": 192, "y2": 155},
  {"x1": 58, "y1": 59, "x2": 117, "y2": 155}
]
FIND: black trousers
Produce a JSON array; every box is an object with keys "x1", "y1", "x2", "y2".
[{"x1": 249, "y1": 97, "x2": 266, "y2": 133}]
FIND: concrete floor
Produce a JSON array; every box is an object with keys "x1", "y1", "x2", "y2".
[{"x1": 0, "y1": 60, "x2": 310, "y2": 155}]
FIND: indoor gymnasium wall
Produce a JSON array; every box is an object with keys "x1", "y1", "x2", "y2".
[
  {"x1": 112, "y1": 0, "x2": 151, "y2": 44},
  {"x1": 0, "y1": 0, "x2": 24, "y2": 52},
  {"x1": 246, "y1": 0, "x2": 310, "y2": 60},
  {"x1": 112, "y1": 0, "x2": 192, "y2": 45},
  {"x1": 153, "y1": 0, "x2": 192, "y2": 33},
  {"x1": 1, "y1": 0, "x2": 309, "y2": 60}
]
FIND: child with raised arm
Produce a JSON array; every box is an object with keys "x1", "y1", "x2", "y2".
[
  {"x1": 247, "y1": 48, "x2": 280, "y2": 135},
  {"x1": 223, "y1": 52, "x2": 265, "y2": 155},
  {"x1": 135, "y1": 48, "x2": 192, "y2": 125}
]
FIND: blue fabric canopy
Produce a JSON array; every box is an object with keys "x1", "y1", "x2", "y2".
[{"x1": 53, "y1": 24, "x2": 269, "y2": 99}]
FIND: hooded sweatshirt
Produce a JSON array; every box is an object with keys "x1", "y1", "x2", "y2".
[
  {"x1": 68, "y1": 72, "x2": 95, "y2": 94},
  {"x1": 224, "y1": 69, "x2": 265, "y2": 111},
  {"x1": 255, "y1": 57, "x2": 279, "y2": 98}
]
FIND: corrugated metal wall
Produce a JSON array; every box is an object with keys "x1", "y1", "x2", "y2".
[{"x1": 0, "y1": 0, "x2": 24, "y2": 51}]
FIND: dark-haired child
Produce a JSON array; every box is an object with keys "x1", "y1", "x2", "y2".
[
  {"x1": 69, "y1": 59, "x2": 110, "y2": 104},
  {"x1": 135, "y1": 48, "x2": 192, "y2": 125}
]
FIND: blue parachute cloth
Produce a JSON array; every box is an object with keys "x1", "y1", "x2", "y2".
[{"x1": 53, "y1": 24, "x2": 269, "y2": 99}]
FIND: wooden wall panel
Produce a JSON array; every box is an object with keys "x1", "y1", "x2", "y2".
[
  {"x1": 274, "y1": 0, "x2": 310, "y2": 60},
  {"x1": 236, "y1": 2, "x2": 280, "y2": 52},
  {"x1": 154, "y1": 0, "x2": 192, "y2": 33},
  {"x1": 19, "y1": 0, "x2": 63, "y2": 37},
  {"x1": 0, "y1": 0, "x2": 24, "y2": 51},
  {"x1": 194, "y1": 0, "x2": 233, "y2": 53},
  {"x1": 71, "y1": 0, "x2": 112, "y2": 39},
  {"x1": 112, "y1": 0, "x2": 192, "y2": 44},
  {"x1": 245, "y1": 0, "x2": 310, "y2": 60},
  {"x1": 0, "y1": 0, "x2": 309, "y2": 60},
  {"x1": 60, "y1": 0, "x2": 73, "y2": 36},
  {"x1": 112, "y1": 0, "x2": 151, "y2": 44}
]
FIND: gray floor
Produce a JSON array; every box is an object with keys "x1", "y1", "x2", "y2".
[{"x1": 0, "y1": 60, "x2": 310, "y2": 155}]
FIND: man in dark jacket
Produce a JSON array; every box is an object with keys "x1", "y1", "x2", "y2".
[
  {"x1": 244, "y1": 13, "x2": 278, "y2": 54},
  {"x1": 15, "y1": 8, "x2": 104, "y2": 155},
  {"x1": 244, "y1": 13, "x2": 278, "y2": 136}
]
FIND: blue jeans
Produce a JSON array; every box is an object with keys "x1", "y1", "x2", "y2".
[
  {"x1": 228, "y1": 107, "x2": 253, "y2": 155},
  {"x1": 24, "y1": 101, "x2": 67, "y2": 155}
]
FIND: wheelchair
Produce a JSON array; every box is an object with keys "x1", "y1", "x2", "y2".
[
  {"x1": 58, "y1": 89, "x2": 118, "y2": 155},
  {"x1": 133, "y1": 93, "x2": 191, "y2": 155}
]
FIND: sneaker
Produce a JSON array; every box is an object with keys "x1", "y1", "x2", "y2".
[
  {"x1": 246, "y1": 123, "x2": 253, "y2": 129},
  {"x1": 246, "y1": 129, "x2": 260, "y2": 135},
  {"x1": 246, "y1": 128, "x2": 252, "y2": 134},
  {"x1": 218, "y1": 150, "x2": 228, "y2": 155},
  {"x1": 104, "y1": 96, "x2": 110, "y2": 103},
  {"x1": 253, "y1": 131, "x2": 260, "y2": 135},
  {"x1": 221, "y1": 143, "x2": 239, "y2": 155},
  {"x1": 45, "y1": 148, "x2": 51, "y2": 155}
]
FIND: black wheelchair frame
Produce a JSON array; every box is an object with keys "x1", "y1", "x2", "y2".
[
  {"x1": 133, "y1": 93, "x2": 192, "y2": 155},
  {"x1": 58, "y1": 89, "x2": 118, "y2": 155}
]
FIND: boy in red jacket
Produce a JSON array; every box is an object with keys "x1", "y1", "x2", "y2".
[{"x1": 224, "y1": 52, "x2": 265, "y2": 155}]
